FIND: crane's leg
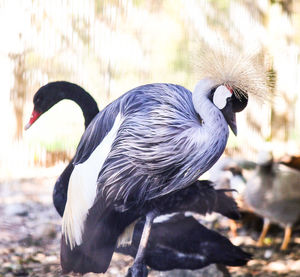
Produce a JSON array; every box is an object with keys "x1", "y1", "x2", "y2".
[
  {"x1": 126, "y1": 210, "x2": 158, "y2": 277},
  {"x1": 280, "y1": 224, "x2": 292, "y2": 251},
  {"x1": 229, "y1": 219, "x2": 238, "y2": 237},
  {"x1": 257, "y1": 218, "x2": 270, "y2": 247}
]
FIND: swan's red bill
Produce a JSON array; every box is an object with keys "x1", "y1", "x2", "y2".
[{"x1": 24, "y1": 110, "x2": 42, "y2": 130}]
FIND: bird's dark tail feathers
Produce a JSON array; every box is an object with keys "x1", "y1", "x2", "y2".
[
  {"x1": 164, "y1": 180, "x2": 241, "y2": 220},
  {"x1": 214, "y1": 188, "x2": 241, "y2": 220},
  {"x1": 60, "y1": 207, "x2": 136, "y2": 274}
]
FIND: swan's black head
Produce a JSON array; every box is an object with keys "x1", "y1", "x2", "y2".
[
  {"x1": 211, "y1": 85, "x2": 248, "y2": 135},
  {"x1": 25, "y1": 81, "x2": 99, "y2": 130},
  {"x1": 24, "y1": 82, "x2": 68, "y2": 130},
  {"x1": 33, "y1": 83, "x2": 66, "y2": 113}
]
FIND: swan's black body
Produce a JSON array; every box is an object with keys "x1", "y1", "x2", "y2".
[{"x1": 53, "y1": 160, "x2": 76, "y2": 217}]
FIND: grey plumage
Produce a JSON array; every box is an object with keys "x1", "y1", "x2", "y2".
[{"x1": 77, "y1": 83, "x2": 228, "y2": 211}]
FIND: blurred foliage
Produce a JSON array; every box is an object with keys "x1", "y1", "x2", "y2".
[{"x1": 0, "y1": 0, "x2": 300, "y2": 175}]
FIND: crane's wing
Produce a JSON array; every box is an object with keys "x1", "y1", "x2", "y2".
[
  {"x1": 93, "y1": 83, "x2": 220, "y2": 211},
  {"x1": 67, "y1": 83, "x2": 223, "y2": 237}
]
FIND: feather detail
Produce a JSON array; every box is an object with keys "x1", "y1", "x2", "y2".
[{"x1": 195, "y1": 46, "x2": 270, "y2": 101}]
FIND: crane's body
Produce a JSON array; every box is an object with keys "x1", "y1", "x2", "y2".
[{"x1": 60, "y1": 81, "x2": 238, "y2": 274}]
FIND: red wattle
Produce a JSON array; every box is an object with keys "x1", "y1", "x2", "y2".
[{"x1": 225, "y1": 84, "x2": 233, "y2": 94}]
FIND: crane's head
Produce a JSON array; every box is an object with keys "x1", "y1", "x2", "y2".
[
  {"x1": 194, "y1": 48, "x2": 269, "y2": 135},
  {"x1": 24, "y1": 82, "x2": 66, "y2": 130},
  {"x1": 211, "y1": 84, "x2": 248, "y2": 135},
  {"x1": 193, "y1": 79, "x2": 248, "y2": 135}
]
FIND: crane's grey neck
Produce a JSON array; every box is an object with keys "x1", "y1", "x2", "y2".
[
  {"x1": 192, "y1": 79, "x2": 228, "y2": 136},
  {"x1": 184, "y1": 79, "x2": 230, "y2": 180},
  {"x1": 54, "y1": 82, "x2": 99, "y2": 128}
]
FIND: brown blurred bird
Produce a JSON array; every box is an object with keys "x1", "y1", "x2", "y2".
[{"x1": 278, "y1": 154, "x2": 300, "y2": 171}]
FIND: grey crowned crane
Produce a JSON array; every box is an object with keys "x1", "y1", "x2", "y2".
[
  {"x1": 25, "y1": 81, "x2": 251, "y2": 273},
  {"x1": 58, "y1": 55, "x2": 264, "y2": 276}
]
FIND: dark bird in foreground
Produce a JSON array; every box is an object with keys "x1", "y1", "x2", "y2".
[
  {"x1": 25, "y1": 81, "x2": 251, "y2": 274},
  {"x1": 119, "y1": 213, "x2": 251, "y2": 271},
  {"x1": 244, "y1": 151, "x2": 300, "y2": 250}
]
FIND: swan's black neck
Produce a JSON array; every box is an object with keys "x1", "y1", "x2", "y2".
[
  {"x1": 57, "y1": 81, "x2": 99, "y2": 128},
  {"x1": 49, "y1": 82, "x2": 99, "y2": 216}
]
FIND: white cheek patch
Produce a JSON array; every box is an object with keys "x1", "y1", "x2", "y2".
[
  {"x1": 213, "y1": 85, "x2": 232, "y2": 110},
  {"x1": 62, "y1": 113, "x2": 123, "y2": 249}
]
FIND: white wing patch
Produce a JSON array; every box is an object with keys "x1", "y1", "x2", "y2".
[
  {"x1": 213, "y1": 85, "x2": 232, "y2": 110},
  {"x1": 62, "y1": 113, "x2": 123, "y2": 249},
  {"x1": 153, "y1": 213, "x2": 178, "y2": 223}
]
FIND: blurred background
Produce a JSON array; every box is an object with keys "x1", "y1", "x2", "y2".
[
  {"x1": 1, "y1": 0, "x2": 300, "y2": 178},
  {"x1": 0, "y1": 0, "x2": 300, "y2": 276}
]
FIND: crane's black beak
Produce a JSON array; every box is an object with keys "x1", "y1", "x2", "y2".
[{"x1": 221, "y1": 100, "x2": 237, "y2": 136}]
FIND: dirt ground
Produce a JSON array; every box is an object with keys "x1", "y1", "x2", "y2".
[{"x1": 0, "y1": 166, "x2": 299, "y2": 277}]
